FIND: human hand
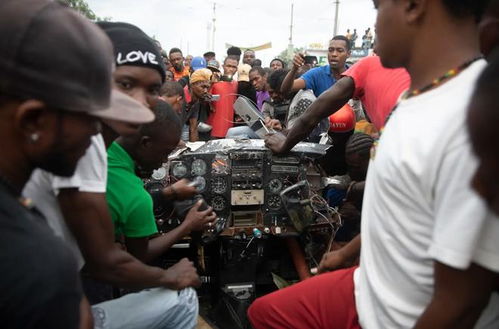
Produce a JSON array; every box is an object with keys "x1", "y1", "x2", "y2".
[
  {"x1": 182, "y1": 200, "x2": 217, "y2": 233},
  {"x1": 162, "y1": 258, "x2": 201, "y2": 289},
  {"x1": 266, "y1": 119, "x2": 282, "y2": 131},
  {"x1": 318, "y1": 250, "x2": 347, "y2": 274},
  {"x1": 264, "y1": 132, "x2": 288, "y2": 154},
  {"x1": 292, "y1": 53, "x2": 305, "y2": 69},
  {"x1": 166, "y1": 179, "x2": 198, "y2": 201}
]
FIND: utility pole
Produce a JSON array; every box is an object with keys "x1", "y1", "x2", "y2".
[
  {"x1": 211, "y1": 3, "x2": 216, "y2": 51},
  {"x1": 206, "y1": 22, "x2": 211, "y2": 50},
  {"x1": 287, "y1": 3, "x2": 294, "y2": 59},
  {"x1": 333, "y1": 0, "x2": 340, "y2": 36}
]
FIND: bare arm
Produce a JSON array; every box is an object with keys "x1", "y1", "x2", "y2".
[
  {"x1": 125, "y1": 201, "x2": 216, "y2": 263},
  {"x1": 413, "y1": 262, "x2": 497, "y2": 329},
  {"x1": 318, "y1": 234, "x2": 361, "y2": 273},
  {"x1": 57, "y1": 189, "x2": 187, "y2": 289},
  {"x1": 281, "y1": 53, "x2": 307, "y2": 96},
  {"x1": 265, "y1": 77, "x2": 355, "y2": 154},
  {"x1": 188, "y1": 117, "x2": 198, "y2": 142}
]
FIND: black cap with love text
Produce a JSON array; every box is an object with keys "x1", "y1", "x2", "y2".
[{"x1": 98, "y1": 22, "x2": 166, "y2": 83}]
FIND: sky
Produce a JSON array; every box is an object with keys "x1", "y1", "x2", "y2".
[{"x1": 87, "y1": 0, "x2": 377, "y2": 66}]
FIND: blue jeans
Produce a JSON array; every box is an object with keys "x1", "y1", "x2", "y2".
[
  {"x1": 225, "y1": 126, "x2": 260, "y2": 139},
  {"x1": 92, "y1": 288, "x2": 198, "y2": 329}
]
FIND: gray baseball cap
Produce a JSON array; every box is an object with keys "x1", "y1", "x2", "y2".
[{"x1": 0, "y1": 0, "x2": 114, "y2": 115}]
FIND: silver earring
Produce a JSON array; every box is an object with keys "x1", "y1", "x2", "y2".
[{"x1": 30, "y1": 133, "x2": 39, "y2": 143}]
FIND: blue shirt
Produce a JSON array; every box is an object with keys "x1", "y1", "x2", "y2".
[{"x1": 301, "y1": 64, "x2": 344, "y2": 97}]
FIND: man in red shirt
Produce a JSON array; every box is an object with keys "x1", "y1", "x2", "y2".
[
  {"x1": 343, "y1": 55, "x2": 409, "y2": 130},
  {"x1": 206, "y1": 56, "x2": 239, "y2": 138},
  {"x1": 265, "y1": 55, "x2": 410, "y2": 153}
]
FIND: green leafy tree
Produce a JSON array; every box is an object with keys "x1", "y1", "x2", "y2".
[
  {"x1": 57, "y1": 0, "x2": 110, "y2": 21},
  {"x1": 277, "y1": 47, "x2": 304, "y2": 64}
]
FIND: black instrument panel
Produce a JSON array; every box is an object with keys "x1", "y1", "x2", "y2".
[{"x1": 146, "y1": 139, "x2": 329, "y2": 236}]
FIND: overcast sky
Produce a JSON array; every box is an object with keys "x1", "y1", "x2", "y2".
[{"x1": 87, "y1": 0, "x2": 377, "y2": 65}]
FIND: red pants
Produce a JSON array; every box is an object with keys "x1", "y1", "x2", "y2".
[{"x1": 248, "y1": 267, "x2": 360, "y2": 329}]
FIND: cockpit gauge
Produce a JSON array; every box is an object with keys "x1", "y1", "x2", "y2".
[
  {"x1": 191, "y1": 159, "x2": 207, "y2": 176},
  {"x1": 171, "y1": 162, "x2": 187, "y2": 178},
  {"x1": 268, "y1": 195, "x2": 282, "y2": 210},
  {"x1": 211, "y1": 177, "x2": 227, "y2": 194},
  {"x1": 151, "y1": 167, "x2": 167, "y2": 181},
  {"x1": 211, "y1": 196, "x2": 227, "y2": 212},
  {"x1": 268, "y1": 179, "x2": 283, "y2": 194},
  {"x1": 211, "y1": 155, "x2": 230, "y2": 175},
  {"x1": 193, "y1": 176, "x2": 207, "y2": 192}
]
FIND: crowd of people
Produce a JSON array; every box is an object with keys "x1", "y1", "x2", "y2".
[{"x1": 0, "y1": 0, "x2": 498, "y2": 328}]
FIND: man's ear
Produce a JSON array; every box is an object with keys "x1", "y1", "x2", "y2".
[
  {"x1": 14, "y1": 100, "x2": 51, "y2": 143},
  {"x1": 405, "y1": 0, "x2": 427, "y2": 25}
]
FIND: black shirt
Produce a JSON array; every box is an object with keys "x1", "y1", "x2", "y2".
[{"x1": 0, "y1": 184, "x2": 82, "y2": 329}]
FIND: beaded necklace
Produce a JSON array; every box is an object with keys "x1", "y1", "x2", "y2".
[{"x1": 371, "y1": 56, "x2": 482, "y2": 159}]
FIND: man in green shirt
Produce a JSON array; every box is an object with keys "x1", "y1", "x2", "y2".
[{"x1": 107, "y1": 100, "x2": 217, "y2": 263}]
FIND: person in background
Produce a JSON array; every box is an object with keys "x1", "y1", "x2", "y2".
[
  {"x1": 165, "y1": 70, "x2": 174, "y2": 81},
  {"x1": 270, "y1": 58, "x2": 286, "y2": 71},
  {"x1": 160, "y1": 81, "x2": 196, "y2": 142},
  {"x1": 253, "y1": 59, "x2": 263, "y2": 67},
  {"x1": 237, "y1": 64, "x2": 257, "y2": 106},
  {"x1": 184, "y1": 69, "x2": 214, "y2": 142},
  {"x1": 206, "y1": 58, "x2": 238, "y2": 138},
  {"x1": 190, "y1": 56, "x2": 207, "y2": 73},
  {"x1": 169, "y1": 47, "x2": 190, "y2": 82},
  {"x1": 321, "y1": 133, "x2": 374, "y2": 254},
  {"x1": 227, "y1": 46, "x2": 242, "y2": 63},
  {"x1": 203, "y1": 51, "x2": 216, "y2": 62},
  {"x1": 243, "y1": 49, "x2": 256, "y2": 66},
  {"x1": 346, "y1": 29, "x2": 352, "y2": 41},
  {"x1": 281, "y1": 35, "x2": 351, "y2": 98},
  {"x1": 249, "y1": 66, "x2": 270, "y2": 110},
  {"x1": 184, "y1": 55, "x2": 193, "y2": 69},
  {"x1": 207, "y1": 59, "x2": 222, "y2": 82},
  {"x1": 351, "y1": 29, "x2": 358, "y2": 48}
]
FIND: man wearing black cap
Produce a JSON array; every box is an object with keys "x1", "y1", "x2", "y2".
[
  {"x1": 23, "y1": 21, "x2": 204, "y2": 329},
  {"x1": 0, "y1": 0, "x2": 115, "y2": 328}
]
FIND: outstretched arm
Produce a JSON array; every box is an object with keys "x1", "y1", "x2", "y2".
[
  {"x1": 265, "y1": 77, "x2": 355, "y2": 154},
  {"x1": 280, "y1": 53, "x2": 306, "y2": 96}
]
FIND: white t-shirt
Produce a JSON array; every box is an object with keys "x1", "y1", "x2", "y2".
[
  {"x1": 23, "y1": 134, "x2": 107, "y2": 270},
  {"x1": 354, "y1": 60, "x2": 499, "y2": 329}
]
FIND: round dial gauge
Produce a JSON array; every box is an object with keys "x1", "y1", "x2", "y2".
[
  {"x1": 151, "y1": 167, "x2": 167, "y2": 180},
  {"x1": 211, "y1": 177, "x2": 227, "y2": 194},
  {"x1": 191, "y1": 159, "x2": 207, "y2": 176},
  {"x1": 172, "y1": 162, "x2": 187, "y2": 178},
  {"x1": 268, "y1": 179, "x2": 283, "y2": 194},
  {"x1": 211, "y1": 196, "x2": 227, "y2": 212},
  {"x1": 268, "y1": 195, "x2": 282, "y2": 210},
  {"x1": 193, "y1": 176, "x2": 206, "y2": 192},
  {"x1": 212, "y1": 156, "x2": 229, "y2": 175}
]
